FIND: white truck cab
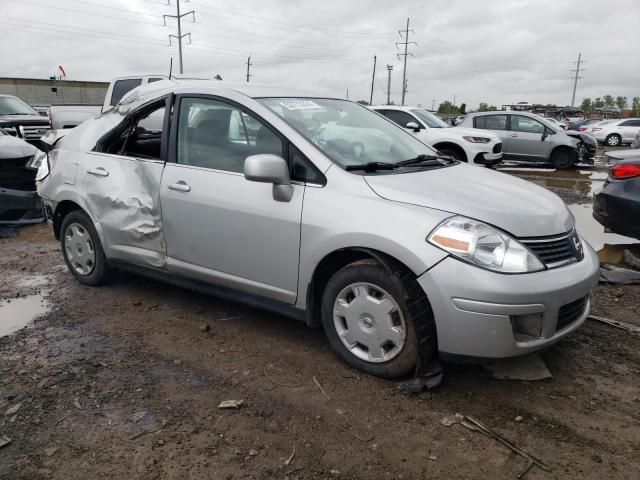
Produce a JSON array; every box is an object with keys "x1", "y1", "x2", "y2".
[{"x1": 371, "y1": 105, "x2": 503, "y2": 166}]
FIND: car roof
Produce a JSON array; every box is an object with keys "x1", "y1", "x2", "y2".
[{"x1": 370, "y1": 105, "x2": 422, "y2": 111}]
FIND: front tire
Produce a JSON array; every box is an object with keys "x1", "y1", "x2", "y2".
[
  {"x1": 320, "y1": 262, "x2": 436, "y2": 379},
  {"x1": 551, "y1": 147, "x2": 576, "y2": 170},
  {"x1": 60, "y1": 210, "x2": 110, "y2": 286},
  {"x1": 605, "y1": 134, "x2": 621, "y2": 146}
]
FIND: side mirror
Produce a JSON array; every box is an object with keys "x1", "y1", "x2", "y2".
[
  {"x1": 406, "y1": 121, "x2": 421, "y2": 132},
  {"x1": 244, "y1": 154, "x2": 293, "y2": 202}
]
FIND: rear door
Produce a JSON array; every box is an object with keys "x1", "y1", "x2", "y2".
[
  {"x1": 472, "y1": 114, "x2": 509, "y2": 152},
  {"x1": 619, "y1": 119, "x2": 640, "y2": 142},
  {"x1": 506, "y1": 115, "x2": 551, "y2": 161}
]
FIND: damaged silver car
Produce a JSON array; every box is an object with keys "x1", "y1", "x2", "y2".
[
  {"x1": 37, "y1": 80, "x2": 600, "y2": 378},
  {"x1": 0, "y1": 127, "x2": 46, "y2": 225}
]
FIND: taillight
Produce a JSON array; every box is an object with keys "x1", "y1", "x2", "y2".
[
  {"x1": 579, "y1": 126, "x2": 588, "y2": 131},
  {"x1": 610, "y1": 163, "x2": 640, "y2": 180}
]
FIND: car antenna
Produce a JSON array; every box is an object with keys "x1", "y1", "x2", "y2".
[{"x1": 169, "y1": 57, "x2": 173, "y2": 80}]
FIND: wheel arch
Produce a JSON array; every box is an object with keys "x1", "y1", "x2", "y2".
[
  {"x1": 52, "y1": 200, "x2": 84, "y2": 240},
  {"x1": 432, "y1": 141, "x2": 468, "y2": 162}
]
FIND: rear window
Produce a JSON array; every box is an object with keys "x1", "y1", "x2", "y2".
[
  {"x1": 110, "y1": 79, "x2": 143, "y2": 106},
  {"x1": 474, "y1": 115, "x2": 507, "y2": 130}
]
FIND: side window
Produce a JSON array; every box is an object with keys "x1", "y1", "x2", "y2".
[
  {"x1": 289, "y1": 144, "x2": 323, "y2": 184},
  {"x1": 620, "y1": 120, "x2": 640, "y2": 127},
  {"x1": 110, "y1": 79, "x2": 143, "y2": 106},
  {"x1": 383, "y1": 110, "x2": 417, "y2": 128},
  {"x1": 176, "y1": 98, "x2": 283, "y2": 173},
  {"x1": 474, "y1": 116, "x2": 486, "y2": 129},
  {"x1": 100, "y1": 100, "x2": 166, "y2": 159},
  {"x1": 510, "y1": 115, "x2": 545, "y2": 134},
  {"x1": 148, "y1": 77, "x2": 164, "y2": 83},
  {"x1": 482, "y1": 115, "x2": 507, "y2": 130}
]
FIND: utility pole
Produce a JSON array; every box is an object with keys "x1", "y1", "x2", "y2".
[
  {"x1": 570, "y1": 52, "x2": 585, "y2": 107},
  {"x1": 369, "y1": 55, "x2": 377, "y2": 106},
  {"x1": 164, "y1": 0, "x2": 195, "y2": 74},
  {"x1": 431, "y1": 99, "x2": 435, "y2": 111},
  {"x1": 453, "y1": 95, "x2": 456, "y2": 106},
  {"x1": 386, "y1": 65, "x2": 393, "y2": 105},
  {"x1": 245, "y1": 54, "x2": 252, "y2": 82},
  {"x1": 396, "y1": 18, "x2": 416, "y2": 106}
]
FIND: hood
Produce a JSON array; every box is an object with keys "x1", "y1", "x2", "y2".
[
  {"x1": 364, "y1": 164, "x2": 573, "y2": 238},
  {"x1": 566, "y1": 130, "x2": 596, "y2": 146},
  {"x1": 0, "y1": 134, "x2": 38, "y2": 159},
  {"x1": 449, "y1": 126, "x2": 499, "y2": 140},
  {"x1": 0, "y1": 114, "x2": 49, "y2": 126}
]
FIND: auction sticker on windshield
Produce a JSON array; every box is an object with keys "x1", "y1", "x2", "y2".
[{"x1": 279, "y1": 100, "x2": 323, "y2": 111}]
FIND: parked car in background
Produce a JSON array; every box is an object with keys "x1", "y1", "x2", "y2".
[
  {"x1": 567, "y1": 118, "x2": 602, "y2": 131},
  {"x1": 589, "y1": 118, "x2": 640, "y2": 146},
  {"x1": 593, "y1": 158, "x2": 640, "y2": 239},
  {"x1": 37, "y1": 80, "x2": 599, "y2": 378},
  {"x1": 451, "y1": 115, "x2": 466, "y2": 126},
  {"x1": 0, "y1": 94, "x2": 50, "y2": 147},
  {"x1": 544, "y1": 117, "x2": 567, "y2": 129},
  {"x1": 604, "y1": 132, "x2": 640, "y2": 164},
  {"x1": 0, "y1": 127, "x2": 45, "y2": 225},
  {"x1": 49, "y1": 74, "x2": 168, "y2": 130},
  {"x1": 371, "y1": 106, "x2": 502, "y2": 165},
  {"x1": 459, "y1": 111, "x2": 596, "y2": 168}
]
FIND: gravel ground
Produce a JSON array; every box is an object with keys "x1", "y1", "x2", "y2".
[{"x1": 1, "y1": 157, "x2": 639, "y2": 480}]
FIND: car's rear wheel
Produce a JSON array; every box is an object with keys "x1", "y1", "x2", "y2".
[
  {"x1": 321, "y1": 262, "x2": 436, "y2": 379},
  {"x1": 605, "y1": 134, "x2": 621, "y2": 146},
  {"x1": 551, "y1": 147, "x2": 576, "y2": 170},
  {"x1": 60, "y1": 210, "x2": 110, "y2": 285}
]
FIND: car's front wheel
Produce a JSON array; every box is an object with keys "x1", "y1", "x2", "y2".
[
  {"x1": 605, "y1": 134, "x2": 621, "y2": 146},
  {"x1": 60, "y1": 210, "x2": 110, "y2": 285},
  {"x1": 321, "y1": 262, "x2": 436, "y2": 378},
  {"x1": 551, "y1": 147, "x2": 577, "y2": 169}
]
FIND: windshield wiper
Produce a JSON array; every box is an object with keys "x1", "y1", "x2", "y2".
[
  {"x1": 397, "y1": 154, "x2": 454, "y2": 166},
  {"x1": 345, "y1": 161, "x2": 399, "y2": 172}
]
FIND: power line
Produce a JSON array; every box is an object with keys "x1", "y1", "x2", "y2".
[
  {"x1": 570, "y1": 52, "x2": 585, "y2": 107},
  {"x1": 164, "y1": 0, "x2": 195, "y2": 74},
  {"x1": 396, "y1": 18, "x2": 416, "y2": 106}
]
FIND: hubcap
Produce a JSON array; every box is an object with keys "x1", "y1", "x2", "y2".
[
  {"x1": 333, "y1": 282, "x2": 406, "y2": 363},
  {"x1": 64, "y1": 223, "x2": 96, "y2": 276},
  {"x1": 608, "y1": 136, "x2": 619, "y2": 145}
]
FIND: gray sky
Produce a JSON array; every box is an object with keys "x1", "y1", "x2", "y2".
[{"x1": 1, "y1": 0, "x2": 638, "y2": 109}]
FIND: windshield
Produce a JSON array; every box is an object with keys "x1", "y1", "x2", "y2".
[
  {"x1": 0, "y1": 96, "x2": 38, "y2": 115},
  {"x1": 258, "y1": 98, "x2": 438, "y2": 168},
  {"x1": 410, "y1": 109, "x2": 449, "y2": 128}
]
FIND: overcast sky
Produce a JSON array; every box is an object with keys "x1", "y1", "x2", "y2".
[{"x1": 1, "y1": 0, "x2": 638, "y2": 109}]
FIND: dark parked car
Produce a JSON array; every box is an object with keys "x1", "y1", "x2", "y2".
[
  {"x1": 593, "y1": 159, "x2": 640, "y2": 239},
  {"x1": 0, "y1": 94, "x2": 50, "y2": 148},
  {"x1": 567, "y1": 118, "x2": 602, "y2": 131}
]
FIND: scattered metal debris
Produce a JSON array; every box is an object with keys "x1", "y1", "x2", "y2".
[
  {"x1": 599, "y1": 264, "x2": 640, "y2": 285},
  {"x1": 218, "y1": 399, "x2": 244, "y2": 409},
  {"x1": 312, "y1": 376, "x2": 331, "y2": 400},
  {"x1": 441, "y1": 413, "x2": 550, "y2": 478},
  {"x1": 284, "y1": 445, "x2": 296, "y2": 466},
  {"x1": 623, "y1": 249, "x2": 640, "y2": 270},
  {"x1": 588, "y1": 315, "x2": 640, "y2": 333}
]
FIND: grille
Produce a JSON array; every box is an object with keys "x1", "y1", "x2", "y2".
[
  {"x1": 0, "y1": 157, "x2": 37, "y2": 191},
  {"x1": 20, "y1": 125, "x2": 48, "y2": 141},
  {"x1": 492, "y1": 143, "x2": 503, "y2": 154},
  {"x1": 2, "y1": 126, "x2": 18, "y2": 136},
  {"x1": 557, "y1": 296, "x2": 588, "y2": 331},
  {"x1": 521, "y1": 231, "x2": 580, "y2": 268}
]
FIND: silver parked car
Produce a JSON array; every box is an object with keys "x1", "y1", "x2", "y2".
[
  {"x1": 37, "y1": 80, "x2": 599, "y2": 378},
  {"x1": 589, "y1": 118, "x2": 640, "y2": 146},
  {"x1": 459, "y1": 111, "x2": 597, "y2": 168}
]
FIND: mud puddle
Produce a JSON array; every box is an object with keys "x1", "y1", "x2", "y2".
[{"x1": 0, "y1": 293, "x2": 49, "y2": 336}]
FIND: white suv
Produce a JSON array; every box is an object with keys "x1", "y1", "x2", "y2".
[
  {"x1": 589, "y1": 118, "x2": 640, "y2": 146},
  {"x1": 371, "y1": 106, "x2": 502, "y2": 166}
]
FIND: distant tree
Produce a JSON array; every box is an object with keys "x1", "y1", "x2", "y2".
[
  {"x1": 603, "y1": 95, "x2": 615, "y2": 107},
  {"x1": 631, "y1": 97, "x2": 640, "y2": 116},
  {"x1": 437, "y1": 100, "x2": 459, "y2": 114},
  {"x1": 356, "y1": 100, "x2": 369, "y2": 105},
  {"x1": 580, "y1": 98, "x2": 592, "y2": 114},
  {"x1": 459, "y1": 103, "x2": 466, "y2": 114},
  {"x1": 615, "y1": 96, "x2": 628, "y2": 110},
  {"x1": 593, "y1": 97, "x2": 605, "y2": 109},
  {"x1": 478, "y1": 102, "x2": 489, "y2": 112}
]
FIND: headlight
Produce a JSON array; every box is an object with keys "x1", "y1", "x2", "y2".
[
  {"x1": 34, "y1": 151, "x2": 50, "y2": 181},
  {"x1": 462, "y1": 136, "x2": 491, "y2": 143},
  {"x1": 428, "y1": 216, "x2": 545, "y2": 273},
  {"x1": 27, "y1": 150, "x2": 47, "y2": 170}
]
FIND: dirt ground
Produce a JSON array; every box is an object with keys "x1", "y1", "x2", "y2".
[{"x1": 1, "y1": 155, "x2": 639, "y2": 480}]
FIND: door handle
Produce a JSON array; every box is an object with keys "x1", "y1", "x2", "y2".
[
  {"x1": 168, "y1": 181, "x2": 191, "y2": 192},
  {"x1": 510, "y1": 133, "x2": 519, "y2": 137},
  {"x1": 87, "y1": 167, "x2": 109, "y2": 177}
]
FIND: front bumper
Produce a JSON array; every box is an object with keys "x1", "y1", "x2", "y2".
[
  {"x1": 417, "y1": 239, "x2": 600, "y2": 358},
  {"x1": 474, "y1": 151, "x2": 502, "y2": 166},
  {"x1": 0, "y1": 187, "x2": 44, "y2": 225}
]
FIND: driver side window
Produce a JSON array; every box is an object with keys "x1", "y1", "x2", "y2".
[
  {"x1": 511, "y1": 115, "x2": 545, "y2": 134},
  {"x1": 382, "y1": 110, "x2": 417, "y2": 129},
  {"x1": 176, "y1": 97, "x2": 284, "y2": 173}
]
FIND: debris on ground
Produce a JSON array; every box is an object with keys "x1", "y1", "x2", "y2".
[
  {"x1": 200, "y1": 324, "x2": 211, "y2": 333},
  {"x1": 515, "y1": 416, "x2": 524, "y2": 423},
  {"x1": 5, "y1": 403, "x2": 22, "y2": 416},
  {"x1": 623, "y1": 249, "x2": 640, "y2": 270},
  {"x1": 218, "y1": 399, "x2": 244, "y2": 409},
  {"x1": 44, "y1": 446, "x2": 58, "y2": 457},
  {"x1": 441, "y1": 413, "x2": 551, "y2": 478},
  {"x1": 263, "y1": 365, "x2": 302, "y2": 388},
  {"x1": 284, "y1": 445, "x2": 296, "y2": 465},
  {"x1": 0, "y1": 435, "x2": 11, "y2": 449},
  {"x1": 398, "y1": 359, "x2": 444, "y2": 394},
  {"x1": 73, "y1": 398, "x2": 82, "y2": 410},
  {"x1": 588, "y1": 315, "x2": 640, "y2": 333},
  {"x1": 312, "y1": 376, "x2": 331, "y2": 400},
  {"x1": 599, "y1": 264, "x2": 640, "y2": 285},
  {"x1": 483, "y1": 353, "x2": 552, "y2": 381}
]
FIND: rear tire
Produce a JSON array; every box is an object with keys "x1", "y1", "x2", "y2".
[
  {"x1": 320, "y1": 262, "x2": 436, "y2": 379},
  {"x1": 60, "y1": 210, "x2": 110, "y2": 286},
  {"x1": 551, "y1": 148, "x2": 576, "y2": 170},
  {"x1": 605, "y1": 134, "x2": 621, "y2": 147}
]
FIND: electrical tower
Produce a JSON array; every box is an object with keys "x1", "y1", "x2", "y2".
[
  {"x1": 246, "y1": 54, "x2": 252, "y2": 82},
  {"x1": 386, "y1": 65, "x2": 393, "y2": 105},
  {"x1": 164, "y1": 0, "x2": 195, "y2": 74},
  {"x1": 396, "y1": 18, "x2": 416, "y2": 106},
  {"x1": 570, "y1": 53, "x2": 585, "y2": 107},
  {"x1": 369, "y1": 55, "x2": 377, "y2": 106}
]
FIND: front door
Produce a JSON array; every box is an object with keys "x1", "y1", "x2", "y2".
[
  {"x1": 160, "y1": 96, "x2": 304, "y2": 304},
  {"x1": 507, "y1": 115, "x2": 551, "y2": 161}
]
